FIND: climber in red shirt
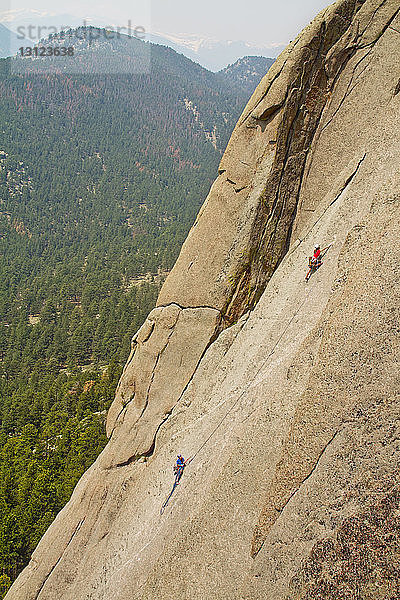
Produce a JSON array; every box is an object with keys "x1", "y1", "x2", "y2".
[
  {"x1": 305, "y1": 244, "x2": 326, "y2": 281},
  {"x1": 312, "y1": 244, "x2": 322, "y2": 265}
]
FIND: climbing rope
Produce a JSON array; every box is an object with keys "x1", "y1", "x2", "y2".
[
  {"x1": 160, "y1": 277, "x2": 316, "y2": 514},
  {"x1": 160, "y1": 230, "x2": 335, "y2": 514},
  {"x1": 190, "y1": 289, "x2": 311, "y2": 463}
]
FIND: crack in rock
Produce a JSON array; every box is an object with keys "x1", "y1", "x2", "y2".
[
  {"x1": 156, "y1": 301, "x2": 219, "y2": 312},
  {"x1": 111, "y1": 310, "x2": 223, "y2": 469},
  {"x1": 251, "y1": 429, "x2": 341, "y2": 558}
]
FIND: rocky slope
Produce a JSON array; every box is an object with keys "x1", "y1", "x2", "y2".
[{"x1": 6, "y1": 0, "x2": 400, "y2": 598}]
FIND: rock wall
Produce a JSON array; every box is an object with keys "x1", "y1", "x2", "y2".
[
  {"x1": 6, "y1": 1, "x2": 400, "y2": 598},
  {"x1": 105, "y1": 0, "x2": 394, "y2": 472}
]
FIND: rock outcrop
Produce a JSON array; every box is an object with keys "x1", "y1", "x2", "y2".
[{"x1": 7, "y1": 1, "x2": 400, "y2": 598}]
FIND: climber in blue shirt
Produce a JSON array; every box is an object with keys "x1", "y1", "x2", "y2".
[{"x1": 173, "y1": 454, "x2": 186, "y2": 485}]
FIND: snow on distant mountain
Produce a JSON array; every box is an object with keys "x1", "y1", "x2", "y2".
[
  {"x1": 0, "y1": 8, "x2": 284, "y2": 71},
  {"x1": 149, "y1": 31, "x2": 284, "y2": 71}
]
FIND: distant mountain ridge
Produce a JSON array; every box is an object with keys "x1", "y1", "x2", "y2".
[
  {"x1": 148, "y1": 32, "x2": 282, "y2": 71},
  {"x1": 10, "y1": 26, "x2": 275, "y2": 87},
  {"x1": 219, "y1": 56, "x2": 275, "y2": 96},
  {"x1": 0, "y1": 8, "x2": 283, "y2": 69}
]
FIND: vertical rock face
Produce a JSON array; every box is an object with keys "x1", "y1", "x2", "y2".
[{"x1": 7, "y1": 1, "x2": 400, "y2": 599}]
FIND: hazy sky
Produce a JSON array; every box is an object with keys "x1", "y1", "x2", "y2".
[
  {"x1": 5, "y1": 0, "x2": 334, "y2": 47},
  {"x1": 150, "y1": 0, "x2": 333, "y2": 45}
]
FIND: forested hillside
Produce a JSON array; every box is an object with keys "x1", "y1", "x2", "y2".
[
  {"x1": 219, "y1": 56, "x2": 275, "y2": 96},
  {"x1": 0, "y1": 31, "x2": 256, "y2": 594}
]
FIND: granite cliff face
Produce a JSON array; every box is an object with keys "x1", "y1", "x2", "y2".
[{"x1": 7, "y1": 0, "x2": 400, "y2": 598}]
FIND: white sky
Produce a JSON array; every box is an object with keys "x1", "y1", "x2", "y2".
[
  {"x1": 3, "y1": 0, "x2": 334, "y2": 46},
  {"x1": 151, "y1": 0, "x2": 334, "y2": 45}
]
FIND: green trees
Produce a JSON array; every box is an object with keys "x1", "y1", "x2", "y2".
[
  {"x1": 0, "y1": 34, "x2": 250, "y2": 593},
  {"x1": 0, "y1": 366, "x2": 120, "y2": 593},
  {"x1": 0, "y1": 576, "x2": 11, "y2": 598}
]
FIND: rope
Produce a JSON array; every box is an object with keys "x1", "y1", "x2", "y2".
[
  {"x1": 160, "y1": 239, "x2": 334, "y2": 514},
  {"x1": 160, "y1": 282, "x2": 313, "y2": 514},
  {"x1": 190, "y1": 290, "x2": 310, "y2": 462},
  {"x1": 191, "y1": 247, "x2": 338, "y2": 460}
]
